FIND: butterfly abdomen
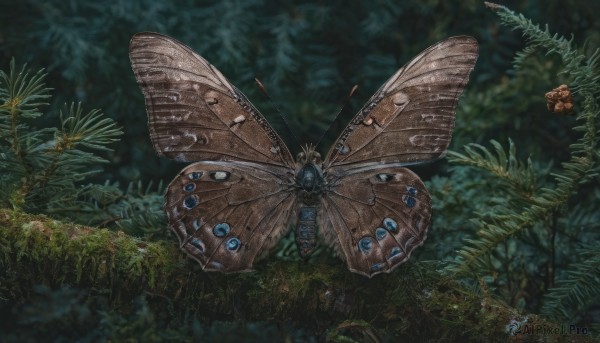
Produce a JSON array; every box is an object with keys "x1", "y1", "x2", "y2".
[{"x1": 296, "y1": 206, "x2": 318, "y2": 258}]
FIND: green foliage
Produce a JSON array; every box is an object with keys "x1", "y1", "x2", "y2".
[
  {"x1": 436, "y1": 2, "x2": 600, "y2": 323},
  {"x1": 49, "y1": 179, "x2": 169, "y2": 238},
  {"x1": 449, "y1": 139, "x2": 537, "y2": 197},
  {"x1": 2, "y1": 0, "x2": 600, "y2": 340},
  {"x1": 0, "y1": 60, "x2": 167, "y2": 235},
  {"x1": 0, "y1": 0, "x2": 541, "y2": 182},
  {"x1": 0, "y1": 60, "x2": 120, "y2": 211},
  {"x1": 0, "y1": 285, "x2": 317, "y2": 343},
  {"x1": 541, "y1": 243, "x2": 600, "y2": 320}
]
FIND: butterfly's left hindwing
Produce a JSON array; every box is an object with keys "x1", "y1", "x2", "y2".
[
  {"x1": 165, "y1": 162, "x2": 295, "y2": 272},
  {"x1": 320, "y1": 167, "x2": 431, "y2": 277}
]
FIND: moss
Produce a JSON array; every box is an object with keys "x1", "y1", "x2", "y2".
[{"x1": 0, "y1": 208, "x2": 596, "y2": 342}]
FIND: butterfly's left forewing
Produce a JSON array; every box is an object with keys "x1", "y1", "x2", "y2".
[
  {"x1": 129, "y1": 32, "x2": 295, "y2": 168},
  {"x1": 324, "y1": 36, "x2": 479, "y2": 170}
]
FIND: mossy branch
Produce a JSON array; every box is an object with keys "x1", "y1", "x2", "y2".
[{"x1": 1, "y1": 208, "x2": 594, "y2": 343}]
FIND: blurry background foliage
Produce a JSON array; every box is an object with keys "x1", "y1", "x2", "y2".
[
  {"x1": 2, "y1": 0, "x2": 598, "y2": 182},
  {"x1": 1, "y1": 0, "x2": 600, "y2": 338}
]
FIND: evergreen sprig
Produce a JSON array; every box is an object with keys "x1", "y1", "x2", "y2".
[
  {"x1": 97, "y1": 181, "x2": 167, "y2": 239},
  {"x1": 1, "y1": 60, "x2": 169, "y2": 239},
  {"x1": 447, "y1": 139, "x2": 536, "y2": 198},
  {"x1": 445, "y1": 2, "x2": 600, "y2": 321},
  {"x1": 541, "y1": 243, "x2": 600, "y2": 320},
  {"x1": 0, "y1": 60, "x2": 122, "y2": 216}
]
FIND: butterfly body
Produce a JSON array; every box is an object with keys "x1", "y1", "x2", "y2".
[
  {"x1": 293, "y1": 148, "x2": 325, "y2": 258},
  {"x1": 130, "y1": 32, "x2": 478, "y2": 277}
]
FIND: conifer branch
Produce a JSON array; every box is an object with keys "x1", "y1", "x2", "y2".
[
  {"x1": 0, "y1": 61, "x2": 123, "y2": 216},
  {"x1": 447, "y1": 3, "x2": 600, "y2": 320},
  {"x1": 447, "y1": 139, "x2": 536, "y2": 198},
  {"x1": 0, "y1": 60, "x2": 161, "y2": 232},
  {"x1": 0, "y1": 60, "x2": 51, "y2": 182},
  {"x1": 540, "y1": 244, "x2": 600, "y2": 320},
  {"x1": 450, "y1": 3, "x2": 600, "y2": 272}
]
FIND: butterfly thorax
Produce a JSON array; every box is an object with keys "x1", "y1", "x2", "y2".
[
  {"x1": 294, "y1": 146, "x2": 325, "y2": 258},
  {"x1": 296, "y1": 152, "x2": 324, "y2": 193}
]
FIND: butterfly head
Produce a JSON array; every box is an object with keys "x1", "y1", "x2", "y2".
[{"x1": 296, "y1": 144, "x2": 322, "y2": 165}]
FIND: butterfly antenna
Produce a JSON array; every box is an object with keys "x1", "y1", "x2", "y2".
[
  {"x1": 255, "y1": 77, "x2": 301, "y2": 148},
  {"x1": 315, "y1": 84, "x2": 359, "y2": 147}
]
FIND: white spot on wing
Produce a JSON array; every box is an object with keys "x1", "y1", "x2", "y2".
[
  {"x1": 392, "y1": 92, "x2": 409, "y2": 106},
  {"x1": 213, "y1": 171, "x2": 228, "y2": 180}
]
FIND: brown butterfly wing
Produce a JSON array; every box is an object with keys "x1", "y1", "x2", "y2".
[
  {"x1": 130, "y1": 32, "x2": 298, "y2": 272},
  {"x1": 129, "y1": 32, "x2": 294, "y2": 168},
  {"x1": 165, "y1": 161, "x2": 295, "y2": 272},
  {"x1": 324, "y1": 36, "x2": 479, "y2": 169},
  {"x1": 321, "y1": 36, "x2": 478, "y2": 276},
  {"x1": 320, "y1": 167, "x2": 431, "y2": 277}
]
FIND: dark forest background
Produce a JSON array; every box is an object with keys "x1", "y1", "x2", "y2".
[
  {"x1": 2, "y1": 0, "x2": 598, "y2": 183},
  {"x1": 1, "y1": 0, "x2": 599, "y2": 341}
]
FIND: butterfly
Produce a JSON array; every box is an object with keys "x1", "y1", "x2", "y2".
[{"x1": 129, "y1": 32, "x2": 478, "y2": 277}]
